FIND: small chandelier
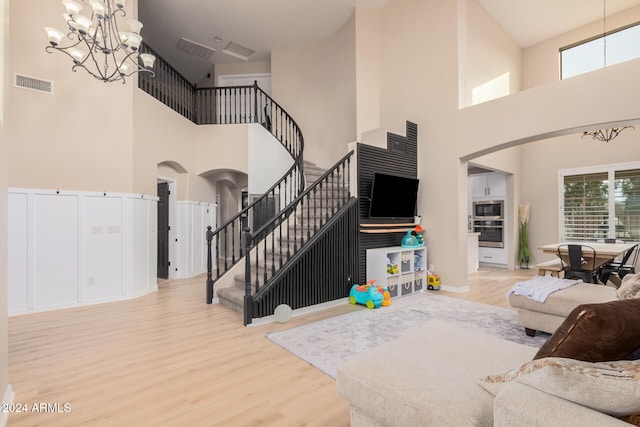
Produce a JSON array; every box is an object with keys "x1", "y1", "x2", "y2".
[
  {"x1": 44, "y1": 0, "x2": 156, "y2": 84},
  {"x1": 582, "y1": 126, "x2": 635, "y2": 142}
]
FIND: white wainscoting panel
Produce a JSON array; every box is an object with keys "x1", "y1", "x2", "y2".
[
  {"x1": 8, "y1": 188, "x2": 158, "y2": 315},
  {"x1": 8, "y1": 193, "x2": 28, "y2": 313},
  {"x1": 84, "y1": 195, "x2": 123, "y2": 302},
  {"x1": 34, "y1": 193, "x2": 79, "y2": 309},
  {"x1": 176, "y1": 201, "x2": 215, "y2": 279}
]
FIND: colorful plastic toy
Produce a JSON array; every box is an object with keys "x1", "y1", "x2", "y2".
[
  {"x1": 387, "y1": 263, "x2": 399, "y2": 274},
  {"x1": 414, "y1": 254, "x2": 422, "y2": 271},
  {"x1": 401, "y1": 225, "x2": 425, "y2": 248},
  {"x1": 414, "y1": 225, "x2": 425, "y2": 246},
  {"x1": 349, "y1": 282, "x2": 384, "y2": 309},
  {"x1": 379, "y1": 286, "x2": 392, "y2": 306},
  {"x1": 427, "y1": 274, "x2": 441, "y2": 290}
]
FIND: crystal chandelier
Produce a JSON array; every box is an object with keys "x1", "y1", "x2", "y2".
[{"x1": 44, "y1": 0, "x2": 155, "y2": 83}]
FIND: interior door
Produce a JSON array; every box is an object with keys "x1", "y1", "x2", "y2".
[{"x1": 157, "y1": 182, "x2": 170, "y2": 279}]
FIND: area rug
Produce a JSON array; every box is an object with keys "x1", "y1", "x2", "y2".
[{"x1": 266, "y1": 293, "x2": 550, "y2": 378}]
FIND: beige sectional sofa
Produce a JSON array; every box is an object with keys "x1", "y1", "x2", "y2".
[{"x1": 337, "y1": 316, "x2": 638, "y2": 426}]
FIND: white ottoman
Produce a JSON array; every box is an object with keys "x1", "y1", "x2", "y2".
[{"x1": 509, "y1": 283, "x2": 618, "y2": 336}]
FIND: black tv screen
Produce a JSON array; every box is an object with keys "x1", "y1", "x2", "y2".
[{"x1": 368, "y1": 173, "x2": 419, "y2": 219}]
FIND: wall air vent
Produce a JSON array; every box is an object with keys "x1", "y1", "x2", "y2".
[
  {"x1": 14, "y1": 74, "x2": 54, "y2": 95},
  {"x1": 175, "y1": 37, "x2": 216, "y2": 60}
]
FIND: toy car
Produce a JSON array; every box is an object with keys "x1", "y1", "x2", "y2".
[
  {"x1": 427, "y1": 274, "x2": 441, "y2": 290},
  {"x1": 349, "y1": 283, "x2": 383, "y2": 309}
]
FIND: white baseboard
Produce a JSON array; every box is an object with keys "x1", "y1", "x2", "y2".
[
  {"x1": 1, "y1": 384, "x2": 15, "y2": 427},
  {"x1": 9, "y1": 288, "x2": 157, "y2": 317},
  {"x1": 249, "y1": 298, "x2": 349, "y2": 327},
  {"x1": 440, "y1": 285, "x2": 470, "y2": 293}
]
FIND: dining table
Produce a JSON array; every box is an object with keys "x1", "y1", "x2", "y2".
[{"x1": 539, "y1": 241, "x2": 638, "y2": 284}]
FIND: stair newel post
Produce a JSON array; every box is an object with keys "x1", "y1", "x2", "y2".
[
  {"x1": 243, "y1": 225, "x2": 253, "y2": 326},
  {"x1": 206, "y1": 226, "x2": 214, "y2": 304},
  {"x1": 253, "y1": 80, "x2": 259, "y2": 123}
]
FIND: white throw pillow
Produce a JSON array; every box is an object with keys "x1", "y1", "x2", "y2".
[
  {"x1": 480, "y1": 357, "x2": 640, "y2": 417},
  {"x1": 618, "y1": 273, "x2": 640, "y2": 300}
]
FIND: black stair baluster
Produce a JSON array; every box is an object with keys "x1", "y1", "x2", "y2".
[
  {"x1": 231, "y1": 220, "x2": 236, "y2": 264},
  {"x1": 313, "y1": 185, "x2": 318, "y2": 235},
  {"x1": 263, "y1": 237, "x2": 268, "y2": 287},
  {"x1": 215, "y1": 228, "x2": 220, "y2": 279},
  {"x1": 223, "y1": 227, "x2": 229, "y2": 272}
]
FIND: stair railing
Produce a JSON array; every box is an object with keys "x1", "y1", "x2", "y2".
[
  {"x1": 241, "y1": 150, "x2": 354, "y2": 324},
  {"x1": 203, "y1": 85, "x2": 305, "y2": 303}
]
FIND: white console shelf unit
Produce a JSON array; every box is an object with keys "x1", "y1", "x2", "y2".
[{"x1": 366, "y1": 246, "x2": 427, "y2": 298}]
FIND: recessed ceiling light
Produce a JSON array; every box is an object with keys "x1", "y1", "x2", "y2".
[{"x1": 213, "y1": 36, "x2": 223, "y2": 43}]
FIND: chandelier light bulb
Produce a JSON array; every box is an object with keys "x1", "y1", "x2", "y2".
[
  {"x1": 118, "y1": 63, "x2": 130, "y2": 75},
  {"x1": 125, "y1": 33, "x2": 142, "y2": 50},
  {"x1": 45, "y1": 27, "x2": 65, "y2": 46},
  {"x1": 69, "y1": 48, "x2": 85, "y2": 62},
  {"x1": 140, "y1": 53, "x2": 156, "y2": 68},
  {"x1": 127, "y1": 19, "x2": 143, "y2": 34},
  {"x1": 89, "y1": 0, "x2": 107, "y2": 18},
  {"x1": 62, "y1": 0, "x2": 82, "y2": 17},
  {"x1": 74, "y1": 15, "x2": 92, "y2": 34},
  {"x1": 115, "y1": 0, "x2": 125, "y2": 8}
]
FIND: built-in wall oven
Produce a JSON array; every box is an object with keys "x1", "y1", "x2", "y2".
[
  {"x1": 473, "y1": 200, "x2": 505, "y2": 248},
  {"x1": 473, "y1": 220, "x2": 504, "y2": 248}
]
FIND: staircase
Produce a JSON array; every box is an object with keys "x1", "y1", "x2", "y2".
[
  {"x1": 217, "y1": 160, "x2": 344, "y2": 314},
  {"x1": 138, "y1": 43, "x2": 359, "y2": 325}
]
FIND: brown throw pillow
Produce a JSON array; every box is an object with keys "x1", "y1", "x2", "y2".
[{"x1": 534, "y1": 298, "x2": 640, "y2": 361}]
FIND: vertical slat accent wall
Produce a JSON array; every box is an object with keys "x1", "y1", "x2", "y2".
[{"x1": 357, "y1": 122, "x2": 418, "y2": 282}]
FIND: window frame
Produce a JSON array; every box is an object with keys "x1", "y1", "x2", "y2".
[{"x1": 558, "y1": 161, "x2": 640, "y2": 242}]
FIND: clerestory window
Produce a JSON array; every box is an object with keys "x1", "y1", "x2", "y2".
[{"x1": 560, "y1": 22, "x2": 640, "y2": 80}]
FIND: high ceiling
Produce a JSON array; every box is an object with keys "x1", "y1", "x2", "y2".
[{"x1": 138, "y1": 0, "x2": 640, "y2": 84}]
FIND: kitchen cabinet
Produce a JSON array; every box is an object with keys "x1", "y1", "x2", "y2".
[
  {"x1": 470, "y1": 173, "x2": 506, "y2": 198},
  {"x1": 478, "y1": 246, "x2": 508, "y2": 266},
  {"x1": 468, "y1": 233, "x2": 479, "y2": 273}
]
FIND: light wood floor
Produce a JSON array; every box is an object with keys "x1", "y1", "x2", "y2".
[{"x1": 8, "y1": 266, "x2": 535, "y2": 426}]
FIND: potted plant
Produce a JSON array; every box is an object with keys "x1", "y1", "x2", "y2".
[{"x1": 518, "y1": 203, "x2": 531, "y2": 268}]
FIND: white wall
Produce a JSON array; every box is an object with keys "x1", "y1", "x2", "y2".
[
  {"x1": 248, "y1": 123, "x2": 294, "y2": 195},
  {"x1": 461, "y1": 0, "x2": 522, "y2": 107},
  {"x1": 272, "y1": 12, "x2": 357, "y2": 168},
  {"x1": 8, "y1": 188, "x2": 157, "y2": 315},
  {"x1": 0, "y1": 0, "x2": 10, "y2": 414}
]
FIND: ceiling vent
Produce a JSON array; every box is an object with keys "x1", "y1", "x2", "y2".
[
  {"x1": 222, "y1": 41, "x2": 255, "y2": 61},
  {"x1": 175, "y1": 37, "x2": 216, "y2": 60},
  {"x1": 14, "y1": 74, "x2": 54, "y2": 95}
]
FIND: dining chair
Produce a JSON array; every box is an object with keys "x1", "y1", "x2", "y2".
[
  {"x1": 557, "y1": 244, "x2": 598, "y2": 284},
  {"x1": 597, "y1": 243, "x2": 639, "y2": 286}
]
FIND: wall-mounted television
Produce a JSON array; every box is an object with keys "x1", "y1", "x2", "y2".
[{"x1": 368, "y1": 172, "x2": 419, "y2": 219}]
